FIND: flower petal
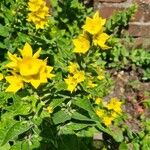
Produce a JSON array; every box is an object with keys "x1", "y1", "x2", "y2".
[
  {"x1": 19, "y1": 42, "x2": 33, "y2": 58},
  {"x1": 33, "y1": 47, "x2": 42, "y2": 58}
]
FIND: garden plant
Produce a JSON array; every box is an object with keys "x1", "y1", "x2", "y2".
[{"x1": 0, "y1": 0, "x2": 150, "y2": 150}]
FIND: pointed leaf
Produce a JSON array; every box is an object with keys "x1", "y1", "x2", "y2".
[
  {"x1": 2, "y1": 121, "x2": 33, "y2": 146},
  {"x1": 52, "y1": 110, "x2": 71, "y2": 125}
]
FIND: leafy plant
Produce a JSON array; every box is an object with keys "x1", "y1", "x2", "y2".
[{"x1": 0, "y1": 0, "x2": 149, "y2": 149}]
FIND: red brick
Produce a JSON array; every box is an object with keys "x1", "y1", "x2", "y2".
[
  {"x1": 128, "y1": 23, "x2": 150, "y2": 37},
  {"x1": 131, "y1": 9, "x2": 144, "y2": 22},
  {"x1": 98, "y1": 7, "x2": 123, "y2": 18},
  {"x1": 133, "y1": 38, "x2": 150, "y2": 49},
  {"x1": 98, "y1": 0, "x2": 126, "y2": 2},
  {"x1": 133, "y1": 0, "x2": 150, "y2": 5},
  {"x1": 121, "y1": 37, "x2": 150, "y2": 49},
  {"x1": 133, "y1": 0, "x2": 150, "y2": 22},
  {"x1": 144, "y1": 10, "x2": 150, "y2": 22}
]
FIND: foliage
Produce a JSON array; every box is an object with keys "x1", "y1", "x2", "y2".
[
  {"x1": 0, "y1": 0, "x2": 149, "y2": 150},
  {"x1": 106, "y1": 4, "x2": 138, "y2": 36}
]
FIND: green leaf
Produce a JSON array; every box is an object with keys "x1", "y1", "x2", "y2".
[
  {"x1": 58, "y1": 134, "x2": 79, "y2": 150},
  {"x1": 73, "y1": 98, "x2": 98, "y2": 120},
  {"x1": 0, "y1": 42, "x2": 6, "y2": 49},
  {"x1": 133, "y1": 142, "x2": 140, "y2": 150},
  {"x1": 71, "y1": 112, "x2": 94, "y2": 122},
  {"x1": 2, "y1": 121, "x2": 33, "y2": 146},
  {"x1": 52, "y1": 110, "x2": 71, "y2": 125},
  {"x1": 0, "y1": 143, "x2": 10, "y2": 150},
  {"x1": 67, "y1": 123, "x2": 92, "y2": 131},
  {"x1": 50, "y1": 98, "x2": 65, "y2": 109},
  {"x1": 96, "y1": 122, "x2": 111, "y2": 135},
  {"x1": 10, "y1": 141, "x2": 23, "y2": 150},
  {"x1": 111, "y1": 127, "x2": 124, "y2": 142},
  {"x1": 73, "y1": 98, "x2": 94, "y2": 113},
  {"x1": 10, "y1": 141, "x2": 30, "y2": 150},
  {"x1": 119, "y1": 142, "x2": 128, "y2": 150},
  {"x1": 0, "y1": 25, "x2": 10, "y2": 37}
]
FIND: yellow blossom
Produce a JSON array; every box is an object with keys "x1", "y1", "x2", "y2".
[
  {"x1": 93, "y1": 32, "x2": 110, "y2": 49},
  {"x1": 111, "y1": 111, "x2": 118, "y2": 119},
  {"x1": 0, "y1": 73, "x2": 4, "y2": 81},
  {"x1": 73, "y1": 71, "x2": 85, "y2": 83},
  {"x1": 64, "y1": 75, "x2": 78, "y2": 93},
  {"x1": 19, "y1": 58, "x2": 43, "y2": 76},
  {"x1": 87, "y1": 80, "x2": 97, "y2": 88},
  {"x1": 64, "y1": 71, "x2": 85, "y2": 93},
  {"x1": 97, "y1": 75, "x2": 105, "y2": 80},
  {"x1": 6, "y1": 52, "x2": 21, "y2": 71},
  {"x1": 102, "y1": 116, "x2": 114, "y2": 126},
  {"x1": 27, "y1": 0, "x2": 50, "y2": 29},
  {"x1": 73, "y1": 35, "x2": 90, "y2": 54},
  {"x1": 65, "y1": 63, "x2": 85, "y2": 92},
  {"x1": 68, "y1": 62, "x2": 79, "y2": 74},
  {"x1": 6, "y1": 42, "x2": 55, "y2": 90},
  {"x1": 97, "y1": 68, "x2": 105, "y2": 80},
  {"x1": 96, "y1": 109, "x2": 105, "y2": 118},
  {"x1": 5, "y1": 75, "x2": 24, "y2": 93},
  {"x1": 21, "y1": 62, "x2": 55, "y2": 89},
  {"x1": 82, "y1": 11, "x2": 106, "y2": 35},
  {"x1": 106, "y1": 98, "x2": 122, "y2": 114},
  {"x1": 46, "y1": 106, "x2": 53, "y2": 114},
  {"x1": 95, "y1": 98, "x2": 102, "y2": 105}
]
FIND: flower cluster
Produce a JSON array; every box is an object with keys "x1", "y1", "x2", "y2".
[
  {"x1": 27, "y1": 0, "x2": 50, "y2": 29},
  {"x1": 73, "y1": 11, "x2": 110, "y2": 54},
  {"x1": 95, "y1": 97, "x2": 122, "y2": 126},
  {"x1": 64, "y1": 62, "x2": 85, "y2": 93},
  {"x1": 5, "y1": 42, "x2": 55, "y2": 93}
]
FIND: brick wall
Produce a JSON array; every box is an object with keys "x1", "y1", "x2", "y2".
[{"x1": 93, "y1": 0, "x2": 150, "y2": 49}]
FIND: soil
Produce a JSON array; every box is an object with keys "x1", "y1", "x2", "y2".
[{"x1": 108, "y1": 69, "x2": 150, "y2": 131}]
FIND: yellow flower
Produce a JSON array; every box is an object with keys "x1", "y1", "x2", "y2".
[
  {"x1": 73, "y1": 35, "x2": 90, "y2": 54},
  {"x1": 65, "y1": 63, "x2": 85, "y2": 93},
  {"x1": 0, "y1": 73, "x2": 4, "y2": 81},
  {"x1": 6, "y1": 52, "x2": 21, "y2": 71},
  {"x1": 64, "y1": 71, "x2": 85, "y2": 93},
  {"x1": 46, "y1": 106, "x2": 53, "y2": 114},
  {"x1": 93, "y1": 32, "x2": 110, "y2": 49},
  {"x1": 6, "y1": 42, "x2": 55, "y2": 90},
  {"x1": 73, "y1": 71, "x2": 85, "y2": 83},
  {"x1": 5, "y1": 75, "x2": 24, "y2": 93},
  {"x1": 45, "y1": 65, "x2": 55, "y2": 79},
  {"x1": 19, "y1": 42, "x2": 41, "y2": 58},
  {"x1": 82, "y1": 11, "x2": 106, "y2": 35},
  {"x1": 97, "y1": 68, "x2": 105, "y2": 80},
  {"x1": 68, "y1": 62, "x2": 79, "y2": 74},
  {"x1": 102, "y1": 116, "x2": 114, "y2": 126},
  {"x1": 27, "y1": 0, "x2": 50, "y2": 29},
  {"x1": 95, "y1": 98, "x2": 102, "y2": 105},
  {"x1": 106, "y1": 98, "x2": 122, "y2": 114},
  {"x1": 96, "y1": 109, "x2": 105, "y2": 118},
  {"x1": 18, "y1": 43, "x2": 43, "y2": 76},
  {"x1": 19, "y1": 59, "x2": 43, "y2": 76},
  {"x1": 64, "y1": 75, "x2": 78, "y2": 93},
  {"x1": 87, "y1": 80, "x2": 97, "y2": 88},
  {"x1": 20, "y1": 64, "x2": 54, "y2": 89},
  {"x1": 97, "y1": 75, "x2": 105, "y2": 80},
  {"x1": 111, "y1": 111, "x2": 118, "y2": 119}
]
